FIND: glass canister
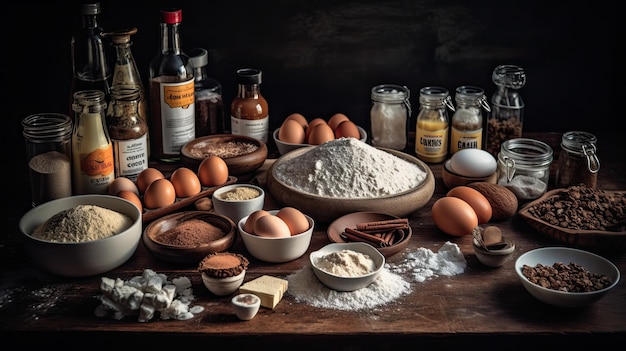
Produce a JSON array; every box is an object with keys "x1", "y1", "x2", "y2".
[
  {"x1": 497, "y1": 138, "x2": 553, "y2": 201},
  {"x1": 370, "y1": 84, "x2": 411, "y2": 150},
  {"x1": 414, "y1": 86, "x2": 454, "y2": 163},
  {"x1": 22, "y1": 113, "x2": 73, "y2": 207},
  {"x1": 450, "y1": 86, "x2": 490, "y2": 155},
  {"x1": 555, "y1": 131, "x2": 600, "y2": 189}
]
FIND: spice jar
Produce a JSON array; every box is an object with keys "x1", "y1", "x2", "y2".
[
  {"x1": 450, "y1": 86, "x2": 490, "y2": 155},
  {"x1": 497, "y1": 138, "x2": 553, "y2": 201},
  {"x1": 486, "y1": 65, "x2": 526, "y2": 157},
  {"x1": 555, "y1": 131, "x2": 600, "y2": 189},
  {"x1": 370, "y1": 84, "x2": 411, "y2": 150},
  {"x1": 22, "y1": 113, "x2": 73, "y2": 207},
  {"x1": 231, "y1": 68, "x2": 269, "y2": 143},
  {"x1": 415, "y1": 86, "x2": 455, "y2": 163}
]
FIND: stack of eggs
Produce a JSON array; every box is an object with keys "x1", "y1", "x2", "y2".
[{"x1": 442, "y1": 149, "x2": 498, "y2": 189}]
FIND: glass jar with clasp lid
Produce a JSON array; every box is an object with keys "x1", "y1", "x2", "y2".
[
  {"x1": 497, "y1": 138, "x2": 553, "y2": 202},
  {"x1": 555, "y1": 131, "x2": 600, "y2": 189},
  {"x1": 450, "y1": 86, "x2": 490, "y2": 155},
  {"x1": 370, "y1": 84, "x2": 411, "y2": 150}
]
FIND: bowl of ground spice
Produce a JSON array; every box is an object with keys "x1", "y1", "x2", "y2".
[
  {"x1": 212, "y1": 184, "x2": 265, "y2": 226},
  {"x1": 18, "y1": 194, "x2": 143, "y2": 277},
  {"x1": 143, "y1": 211, "x2": 237, "y2": 264},
  {"x1": 181, "y1": 134, "x2": 268, "y2": 177}
]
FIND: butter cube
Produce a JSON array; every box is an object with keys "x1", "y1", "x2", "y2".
[{"x1": 238, "y1": 275, "x2": 288, "y2": 309}]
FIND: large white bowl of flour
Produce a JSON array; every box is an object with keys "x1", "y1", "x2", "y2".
[{"x1": 267, "y1": 138, "x2": 435, "y2": 223}]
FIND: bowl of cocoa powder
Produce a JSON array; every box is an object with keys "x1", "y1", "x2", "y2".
[{"x1": 143, "y1": 211, "x2": 237, "y2": 264}]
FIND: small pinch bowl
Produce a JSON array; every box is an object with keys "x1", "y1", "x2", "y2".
[
  {"x1": 472, "y1": 238, "x2": 516, "y2": 268},
  {"x1": 515, "y1": 247, "x2": 620, "y2": 308},
  {"x1": 310, "y1": 242, "x2": 385, "y2": 292},
  {"x1": 18, "y1": 194, "x2": 142, "y2": 277},
  {"x1": 211, "y1": 184, "x2": 265, "y2": 226},
  {"x1": 231, "y1": 293, "x2": 261, "y2": 320},
  {"x1": 201, "y1": 270, "x2": 246, "y2": 296},
  {"x1": 273, "y1": 126, "x2": 367, "y2": 156},
  {"x1": 238, "y1": 210, "x2": 314, "y2": 263},
  {"x1": 143, "y1": 211, "x2": 237, "y2": 264}
]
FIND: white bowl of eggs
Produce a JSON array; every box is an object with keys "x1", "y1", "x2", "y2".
[
  {"x1": 273, "y1": 113, "x2": 367, "y2": 155},
  {"x1": 238, "y1": 208, "x2": 314, "y2": 263}
]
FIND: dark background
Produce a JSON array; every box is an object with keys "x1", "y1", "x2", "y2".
[{"x1": 3, "y1": 0, "x2": 621, "y2": 224}]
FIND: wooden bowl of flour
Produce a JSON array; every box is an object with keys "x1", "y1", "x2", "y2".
[{"x1": 266, "y1": 142, "x2": 435, "y2": 224}]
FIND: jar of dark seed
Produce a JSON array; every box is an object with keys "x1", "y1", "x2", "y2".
[{"x1": 555, "y1": 131, "x2": 600, "y2": 189}]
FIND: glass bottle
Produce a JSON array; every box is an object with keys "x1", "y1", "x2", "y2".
[
  {"x1": 22, "y1": 113, "x2": 73, "y2": 207},
  {"x1": 486, "y1": 65, "x2": 526, "y2": 158},
  {"x1": 497, "y1": 138, "x2": 553, "y2": 201},
  {"x1": 149, "y1": 8, "x2": 195, "y2": 162},
  {"x1": 555, "y1": 131, "x2": 600, "y2": 189},
  {"x1": 370, "y1": 84, "x2": 411, "y2": 150},
  {"x1": 450, "y1": 86, "x2": 490, "y2": 155},
  {"x1": 415, "y1": 86, "x2": 455, "y2": 163},
  {"x1": 188, "y1": 48, "x2": 226, "y2": 136},
  {"x1": 71, "y1": 90, "x2": 114, "y2": 195},
  {"x1": 70, "y1": 2, "x2": 111, "y2": 118},
  {"x1": 231, "y1": 68, "x2": 269, "y2": 143},
  {"x1": 106, "y1": 85, "x2": 149, "y2": 182}
]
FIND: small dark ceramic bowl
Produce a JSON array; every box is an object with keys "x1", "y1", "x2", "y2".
[
  {"x1": 181, "y1": 134, "x2": 268, "y2": 176},
  {"x1": 143, "y1": 211, "x2": 236, "y2": 264}
]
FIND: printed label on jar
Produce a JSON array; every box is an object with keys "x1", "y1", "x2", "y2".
[
  {"x1": 112, "y1": 134, "x2": 149, "y2": 181},
  {"x1": 416, "y1": 120, "x2": 448, "y2": 162},
  {"x1": 450, "y1": 128, "x2": 482, "y2": 154},
  {"x1": 231, "y1": 115, "x2": 269, "y2": 143}
]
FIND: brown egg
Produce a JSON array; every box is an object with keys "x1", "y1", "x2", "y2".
[
  {"x1": 278, "y1": 118, "x2": 306, "y2": 144},
  {"x1": 198, "y1": 156, "x2": 229, "y2": 187},
  {"x1": 446, "y1": 186, "x2": 492, "y2": 224},
  {"x1": 254, "y1": 214, "x2": 291, "y2": 238},
  {"x1": 243, "y1": 209, "x2": 271, "y2": 234},
  {"x1": 284, "y1": 113, "x2": 308, "y2": 129},
  {"x1": 431, "y1": 197, "x2": 478, "y2": 237},
  {"x1": 170, "y1": 167, "x2": 202, "y2": 198},
  {"x1": 307, "y1": 123, "x2": 335, "y2": 145},
  {"x1": 136, "y1": 168, "x2": 165, "y2": 194},
  {"x1": 327, "y1": 113, "x2": 350, "y2": 131},
  {"x1": 334, "y1": 120, "x2": 361, "y2": 139},
  {"x1": 143, "y1": 178, "x2": 176, "y2": 209},
  {"x1": 117, "y1": 190, "x2": 143, "y2": 212},
  {"x1": 108, "y1": 177, "x2": 139, "y2": 196},
  {"x1": 305, "y1": 118, "x2": 327, "y2": 142},
  {"x1": 276, "y1": 207, "x2": 309, "y2": 235}
]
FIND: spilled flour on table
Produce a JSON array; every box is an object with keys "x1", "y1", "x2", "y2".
[{"x1": 286, "y1": 242, "x2": 466, "y2": 311}]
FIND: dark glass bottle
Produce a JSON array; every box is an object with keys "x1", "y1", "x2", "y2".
[
  {"x1": 188, "y1": 48, "x2": 226, "y2": 136},
  {"x1": 70, "y1": 2, "x2": 111, "y2": 118},
  {"x1": 230, "y1": 68, "x2": 269, "y2": 143},
  {"x1": 149, "y1": 8, "x2": 195, "y2": 162}
]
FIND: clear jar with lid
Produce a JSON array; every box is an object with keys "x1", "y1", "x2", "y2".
[
  {"x1": 555, "y1": 131, "x2": 600, "y2": 189},
  {"x1": 22, "y1": 113, "x2": 73, "y2": 207},
  {"x1": 414, "y1": 86, "x2": 455, "y2": 163},
  {"x1": 497, "y1": 138, "x2": 553, "y2": 201},
  {"x1": 370, "y1": 84, "x2": 411, "y2": 150},
  {"x1": 450, "y1": 86, "x2": 490, "y2": 155},
  {"x1": 486, "y1": 65, "x2": 526, "y2": 157}
]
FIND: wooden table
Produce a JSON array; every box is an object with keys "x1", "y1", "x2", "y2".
[{"x1": 1, "y1": 132, "x2": 625, "y2": 349}]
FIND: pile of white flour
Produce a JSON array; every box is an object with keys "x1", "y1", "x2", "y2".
[{"x1": 273, "y1": 138, "x2": 426, "y2": 198}]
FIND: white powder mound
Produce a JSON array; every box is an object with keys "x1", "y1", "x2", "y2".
[
  {"x1": 273, "y1": 138, "x2": 426, "y2": 198},
  {"x1": 388, "y1": 241, "x2": 467, "y2": 282}
]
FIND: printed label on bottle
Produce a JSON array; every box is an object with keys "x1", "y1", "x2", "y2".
[
  {"x1": 76, "y1": 144, "x2": 115, "y2": 194},
  {"x1": 158, "y1": 79, "x2": 196, "y2": 155},
  {"x1": 416, "y1": 123, "x2": 448, "y2": 162},
  {"x1": 231, "y1": 115, "x2": 269, "y2": 143},
  {"x1": 450, "y1": 128, "x2": 482, "y2": 154},
  {"x1": 112, "y1": 134, "x2": 149, "y2": 181}
]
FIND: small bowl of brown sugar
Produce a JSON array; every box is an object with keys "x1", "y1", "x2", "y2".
[
  {"x1": 181, "y1": 134, "x2": 268, "y2": 178},
  {"x1": 199, "y1": 252, "x2": 249, "y2": 296},
  {"x1": 143, "y1": 211, "x2": 237, "y2": 264}
]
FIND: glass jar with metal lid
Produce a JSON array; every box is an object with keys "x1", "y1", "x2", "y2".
[
  {"x1": 497, "y1": 138, "x2": 553, "y2": 201},
  {"x1": 450, "y1": 86, "x2": 490, "y2": 155},
  {"x1": 555, "y1": 131, "x2": 600, "y2": 189},
  {"x1": 414, "y1": 86, "x2": 455, "y2": 163},
  {"x1": 370, "y1": 84, "x2": 411, "y2": 150}
]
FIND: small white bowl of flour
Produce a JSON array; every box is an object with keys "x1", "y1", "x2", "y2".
[{"x1": 310, "y1": 242, "x2": 385, "y2": 292}]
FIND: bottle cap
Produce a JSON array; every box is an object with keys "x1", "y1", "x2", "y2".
[
  {"x1": 81, "y1": 3, "x2": 101, "y2": 15},
  {"x1": 161, "y1": 9, "x2": 182, "y2": 24},
  {"x1": 236, "y1": 69, "x2": 262, "y2": 84},
  {"x1": 188, "y1": 48, "x2": 209, "y2": 68}
]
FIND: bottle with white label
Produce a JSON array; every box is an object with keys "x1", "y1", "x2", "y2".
[
  {"x1": 72, "y1": 90, "x2": 115, "y2": 195},
  {"x1": 230, "y1": 68, "x2": 269, "y2": 143},
  {"x1": 149, "y1": 8, "x2": 195, "y2": 162},
  {"x1": 450, "y1": 86, "x2": 490, "y2": 155}
]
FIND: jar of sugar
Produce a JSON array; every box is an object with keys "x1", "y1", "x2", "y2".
[
  {"x1": 370, "y1": 84, "x2": 411, "y2": 150},
  {"x1": 497, "y1": 138, "x2": 553, "y2": 202}
]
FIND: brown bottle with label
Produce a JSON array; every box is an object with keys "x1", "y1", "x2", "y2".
[{"x1": 230, "y1": 68, "x2": 269, "y2": 143}]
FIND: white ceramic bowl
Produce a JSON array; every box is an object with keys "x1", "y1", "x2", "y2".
[
  {"x1": 310, "y1": 242, "x2": 385, "y2": 292},
  {"x1": 515, "y1": 247, "x2": 620, "y2": 308},
  {"x1": 238, "y1": 210, "x2": 314, "y2": 263},
  {"x1": 212, "y1": 184, "x2": 265, "y2": 226},
  {"x1": 231, "y1": 293, "x2": 261, "y2": 320},
  {"x1": 273, "y1": 126, "x2": 367, "y2": 156},
  {"x1": 201, "y1": 270, "x2": 246, "y2": 296},
  {"x1": 18, "y1": 194, "x2": 142, "y2": 277}
]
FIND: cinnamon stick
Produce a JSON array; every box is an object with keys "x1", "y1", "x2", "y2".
[
  {"x1": 342, "y1": 227, "x2": 388, "y2": 246},
  {"x1": 356, "y1": 218, "x2": 409, "y2": 231}
]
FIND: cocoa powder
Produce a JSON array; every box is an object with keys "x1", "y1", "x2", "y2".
[{"x1": 155, "y1": 219, "x2": 225, "y2": 246}]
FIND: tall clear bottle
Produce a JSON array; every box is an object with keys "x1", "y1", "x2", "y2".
[
  {"x1": 415, "y1": 86, "x2": 455, "y2": 163},
  {"x1": 70, "y1": 2, "x2": 111, "y2": 118},
  {"x1": 486, "y1": 65, "x2": 526, "y2": 157},
  {"x1": 231, "y1": 68, "x2": 269, "y2": 143},
  {"x1": 149, "y1": 8, "x2": 195, "y2": 162},
  {"x1": 450, "y1": 86, "x2": 490, "y2": 155},
  {"x1": 106, "y1": 85, "x2": 149, "y2": 182},
  {"x1": 72, "y1": 90, "x2": 114, "y2": 195},
  {"x1": 188, "y1": 48, "x2": 226, "y2": 136}
]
